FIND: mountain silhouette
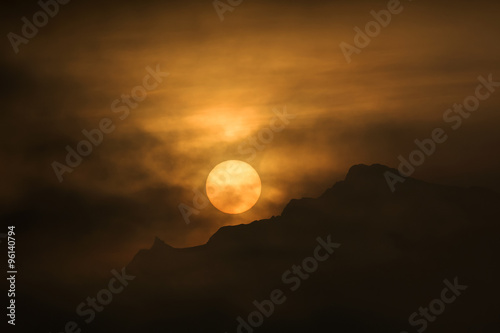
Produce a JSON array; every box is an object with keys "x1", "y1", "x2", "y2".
[{"x1": 87, "y1": 164, "x2": 500, "y2": 333}]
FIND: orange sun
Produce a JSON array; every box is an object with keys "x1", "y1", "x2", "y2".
[{"x1": 206, "y1": 160, "x2": 261, "y2": 214}]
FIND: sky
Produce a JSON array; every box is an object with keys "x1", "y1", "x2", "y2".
[{"x1": 1, "y1": 0, "x2": 500, "y2": 287}]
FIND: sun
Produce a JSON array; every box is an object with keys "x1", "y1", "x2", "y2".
[{"x1": 206, "y1": 160, "x2": 261, "y2": 214}]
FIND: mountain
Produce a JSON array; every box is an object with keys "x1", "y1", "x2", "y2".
[{"x1": 91, "y1": 164, "x2": 500, "y2": 333}]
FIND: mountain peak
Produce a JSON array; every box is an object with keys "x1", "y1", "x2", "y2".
[
  {"x1": 319, "y1": 163, "x2": 400, "y2": 198},
  {"x1": 151, "y1": 236, "x2": 173, "y2": 251},
  {"x1": 345, "y1": 164, "x2": 395, "y2": 182}
]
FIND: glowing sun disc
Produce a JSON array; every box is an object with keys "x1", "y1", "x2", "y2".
[{"x1": 206, "y1": 160, "x2": 261, "y2": 214}]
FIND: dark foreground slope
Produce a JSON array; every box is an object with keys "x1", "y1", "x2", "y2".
[{"x1": 92, "y1": 164, "x2": 500, "y2": 333}]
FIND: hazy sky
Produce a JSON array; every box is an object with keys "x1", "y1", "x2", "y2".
[{"x1": 1, "y1": 0, "x2": 499, "y2": 286}]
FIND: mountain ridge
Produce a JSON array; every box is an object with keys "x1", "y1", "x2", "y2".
[
  {"x1": 142, "y1": 163, "x2": 498, "y2": 253},
  {"x1": 110, "y1": 163, "x2": 500, "y2": 333}
]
